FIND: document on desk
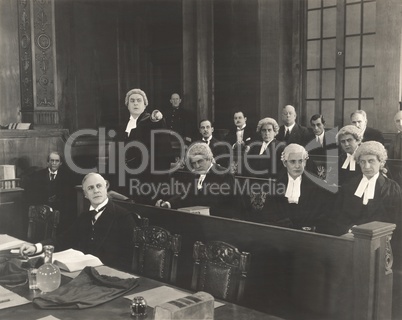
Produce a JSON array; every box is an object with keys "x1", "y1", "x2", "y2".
[
  {"x1": 37, "y1": 316, "x2": 61, "y2": 320},
  {"x1": 0, "y1": 234, "x2": 26, "y2": 251},
  {"x1": 62, "y1": 265, "x2": 139, "y2": 279},
  {"x1": 0, "y1": 285, "x2": 30, "y2": 309},
  {"x1": 124, "y1": 286, "x2": 224, "y2": 308}
]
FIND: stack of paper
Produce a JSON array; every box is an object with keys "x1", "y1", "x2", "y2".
[{"x1": 0, "y1": 286, "x2": 30, "y2": 310}]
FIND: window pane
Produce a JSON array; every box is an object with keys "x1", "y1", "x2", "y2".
[
  {"x1": 346, "y1": 4, "x2": 361, "y2": 35},
  {"x1": 306, "y1": 101, "x2": 320, "y2": 119},
  {"x1": 344, "y1": 68, "x2": 360, "y2": 98},
  {"x1": 308, "y1": 0, "x2": 321, "y2": 9},
  {"x1": 323, "y1": 0, "x2": 337, "y2": 7},
  {"x1": 307, "y1": 40, "x2": 321, "y2": 69},
  {"x1": 361, "y1": 67, "x2": 374, "y2": 98},
  {"x1": 345, "y1": 36, "x2": 361, "y2": 67},
  {"x1": 360, "y1": 99, "x2": 374, "y2": 119},
  {"x1": 323, "y1": 7, "x2": 336, "y2": 38},
  {"x1": 343, "y1": 100, "x2": 359, "y2": 125},
  {"x1": 322, "y1": 38, "x2": 336, "y2": 68},
  {"x1": 363, "y1": 1, "x2": 376, "y2": 33},
  {"x1": 308, "y1": 10, "x2": 321, "y2": 39},
  {"x1": 322, "y1": 70, "x2": 336, "y2": 99},
  {"x1": 321, "y1": 100, "x2": 335, "y2": 127},
  {"x1": 362, "y1": 34, "x2": 375, "y2": 65},
  {"x1": 306, "y1": 71, "x2": 321, "y2": 99}
]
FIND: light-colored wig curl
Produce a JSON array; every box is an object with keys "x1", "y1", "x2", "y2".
[
  {"x1": 125, "y1": 88, "x2": 148, "y2": 107},
  {"x1": 186, "y1": 142, "x2": 214, "y2": 161},
  {"x1": 354, "y1": 141, "x2": 388, "y2": 164},
  {"x1": 256, "y1": 117, "x2": 279, "y2": 134},
  {"x1": 281, "y1": 143, "x2": 309, "y2": 162},
  {"x1": 336, "y1": 125, "x2": 363, "y2": 145}
]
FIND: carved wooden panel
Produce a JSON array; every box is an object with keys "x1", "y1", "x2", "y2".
[{"x1": 18, "y1": 0, "x2": 58, "y2": 126}]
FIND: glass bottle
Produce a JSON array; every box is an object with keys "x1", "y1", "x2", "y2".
[
  {"x1": 131, "y1": 296, "x2": 147, "y2": 318},
  {"x1": 36, "y1": 245, "x2": 61, "y2": 293}
]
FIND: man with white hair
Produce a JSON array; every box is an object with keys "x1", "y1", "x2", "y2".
[
  {"x1": 262, "y1": 144, "x2": 334, "y2": 230},
  {"x1": 350, "y1": 110, "x2": 385, "y2": 145},
  {"x1": 156, "y1": 142, "x2": 242, "y2": 219},
  {"x1": 332, "y1": 141, "x2": 401, "y2": 235},
  {"x1": 20, "y1": 173, "x2": 137, "y2": 271}
]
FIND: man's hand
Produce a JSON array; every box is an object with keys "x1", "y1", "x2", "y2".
[
  {"x1": 151, "y1": 110, "x2": 163, "y2": 121},
  {"x1": 155, "y1": 199, "x2": 171, "y2": 209},
  {"x1": 20, "y1": 243, "x2": 36, "y2": 257}
]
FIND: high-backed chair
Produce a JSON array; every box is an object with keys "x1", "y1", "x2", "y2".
[
  {"x1": 132, "y1": 223, "x2": 181, "y2": 284},
  {"x1": 191, "y1": 240, "x2": 250, "y2": 303},
  {"x1": 27, "y1": 205, "x2": 60, "y2": 243}
]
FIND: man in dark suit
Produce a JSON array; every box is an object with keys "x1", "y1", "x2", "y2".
[
  {"x1": 162, "y1": 93, "x2": 196, "y2": 144},
  {"x1": 20, "y1": 173, "x2": 137, "y2": 271},
  {"x1": 156, "y1": 142, "x2": 243, "y2": 219},
  {"x1": 276, "y1": 105, "x2": 310, "y2": 146},
  {"x1": 306, "y1": 114, "x2": 337, "y2": 156},
  {"x1": 225, "y1": 111, "x2": 254, "y2": 149},
  {"x1": 25, "y1": 152, "x2": 76, "y2": 234},
  {"x1": 350, "y1": 110, "x2": 385, "y2": 145},
  {"x1": 197, "y1": 119, "x2": 229, "y2": 167},
  {"x1": 225, "y1": 111, "x2": 255, "y2": 174}
]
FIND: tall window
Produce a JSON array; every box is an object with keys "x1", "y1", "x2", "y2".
[{"x1": 304, "y1": 0, "x2": 376, "y2": 127}]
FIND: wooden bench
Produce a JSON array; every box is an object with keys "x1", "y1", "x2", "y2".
[{"x1": 76, "y1": 187, "x2": 397, "y2": 320}]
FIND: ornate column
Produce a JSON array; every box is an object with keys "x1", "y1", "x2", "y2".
[{"x1": 18, "y1": 0, "x2": 58, "y2": 127}]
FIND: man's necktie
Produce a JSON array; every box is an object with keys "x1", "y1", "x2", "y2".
[
  {"x1": 284, "y1": 129, "x2": 290, "y2": 141},
  {"x1": 50, "y1": 173, "x2": 55, "y2": 181},
  {"x1": 89, "y1": 205, "x2": 106, "y2": 224}
]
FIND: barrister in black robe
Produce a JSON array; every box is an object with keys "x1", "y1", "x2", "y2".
[
  {"x1": 336, "y1": 125, "x2": 363, "y2": 186},
  {"x1": 243, "y1": 117, "x2": 285, "y2": 179},
  {"x1": 115, "y1": 88, "x2": 170, "y2": 203},
  {"x1": 156, "y1": 142, "x2": 243, "y2": 220},
  {"x1": 261, "y1": 144, "x2": 335, "y2": 229},
  {"x1": 328, "y1": 141, "x2": 402, "y2": 237}
]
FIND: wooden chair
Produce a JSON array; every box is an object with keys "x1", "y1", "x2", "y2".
[
  {"x1": 191, "y1": 240, "x2": 250, "y2": 303},
  {"x1": 27, "y1": 205, "x2": 60, "y2": 243},
  {"x1": 132, "y1": 222, "x2": 181, "y2": 284}
]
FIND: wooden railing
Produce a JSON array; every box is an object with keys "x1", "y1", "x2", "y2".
[{"x1": 75, "y1": 186, "x2": 396, "y2": 320}]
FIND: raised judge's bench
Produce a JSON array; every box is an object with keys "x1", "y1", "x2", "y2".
[{"x1": 75, "y1": 188, "x2": 397, "y2": 320}]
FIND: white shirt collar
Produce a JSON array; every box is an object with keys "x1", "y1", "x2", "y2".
[
  {"x1": 48, "y1": 169, "x2": 58, "y2": 176},
  {"x1": 203, "y1": 136, "x2": 212, "y2": 142},
  {"x1": 89, "y1": 198, "x2": 109, "y2": 222},
  {"x1": 285, "y1": 123, "x2": 296, "y2": 133},
  {"x1": 354, "y1": 172, "x2": 379, "y2": 205},
  {"x1": 237, "y1": 124, "x2": 246, "y2": 131},
  {"x1": 316, "y1": 131, "x2": 325, "y2": 144},
  {"x1": 285, "y1": 174, "x2": 302, "y2": 204}
]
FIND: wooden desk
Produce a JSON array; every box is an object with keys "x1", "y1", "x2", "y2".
[
  {"x1": 0, "y1": 270, "x2": 282, "y2": 320},
  {"x1": 0, "y1": 236, "x2": 280, "y2": 320}
]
